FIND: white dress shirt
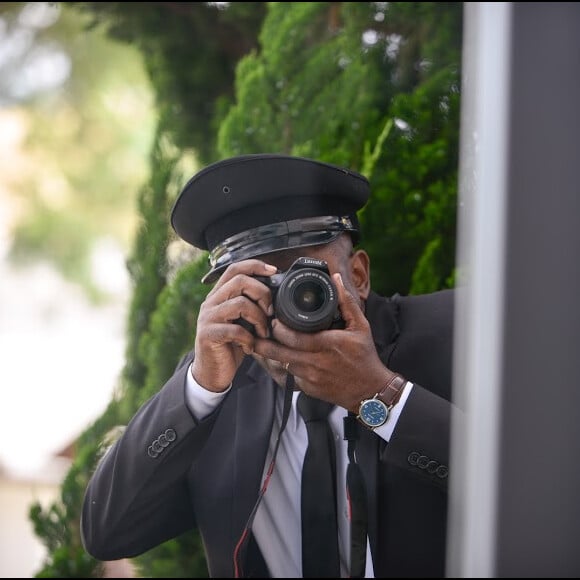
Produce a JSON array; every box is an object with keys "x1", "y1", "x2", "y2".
[{"x1": 185, "y1": 365, "x2": 412, "y2": 578}]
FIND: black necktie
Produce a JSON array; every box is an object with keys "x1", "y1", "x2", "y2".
[{"x1": 297, "y1": 392, "x2": 341, "y2": 578}]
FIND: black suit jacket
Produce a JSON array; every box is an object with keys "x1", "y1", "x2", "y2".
[{"x1": 81, "y1": 288, "x2": 456, "y2": 578}]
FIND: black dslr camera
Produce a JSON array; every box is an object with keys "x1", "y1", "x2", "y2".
[{"x1": 239, "y1": 257, "x2": 344, "y2": 334}]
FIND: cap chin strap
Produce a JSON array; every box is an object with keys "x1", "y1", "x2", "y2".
[{"x1": 203, "y1": 215, "x2": 357, "y2": 284}]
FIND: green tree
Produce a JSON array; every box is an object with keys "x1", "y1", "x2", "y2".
[
  {"x1": 66, "y1": 1, "x2": 268, "y2": 165},
  {"x1": 218, "y1": 2, "x2": 396, "y2": 167},
  {"x1": 361, "y1": 65, "x2": 461, "y2": 295},
  {"x1": 219, "y1": 2, "x2": 463, "y2": 295}
]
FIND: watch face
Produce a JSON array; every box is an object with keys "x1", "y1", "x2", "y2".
[{"x1": 359, "y1": 399, "x2": 389, "y2": 428}]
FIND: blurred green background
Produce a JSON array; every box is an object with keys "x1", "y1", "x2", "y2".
[{"x1": 0, "y1": 1, "x2": 154, "y2": 299}]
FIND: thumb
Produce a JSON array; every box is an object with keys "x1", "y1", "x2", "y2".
[{"x1": 333, "y1": 272, "x2": 365, "y2": 329}]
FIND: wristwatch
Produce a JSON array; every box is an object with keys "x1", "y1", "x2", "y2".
[{"x1": 357, "y1": 373, "x2": 407, "y2": 430}]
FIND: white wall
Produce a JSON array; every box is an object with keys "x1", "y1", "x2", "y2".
[{"x1": 0, "y1": 472, "x2": 61, "y2": 578}]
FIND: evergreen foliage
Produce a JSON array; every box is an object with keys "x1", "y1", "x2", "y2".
[
  {"x1": 138, "y1": 258, "x2": 211, "y2": 407},
  {"x1": 30, "y1": 2, "x2": 463, "y2": 576},
  {"x1": 65, "y1": 2, "x2": 267, "y2": 165},
  {"x1": 120, "y1": 127, "x2": 180, "y2": 413},
  {"x1": 360, "y1": 65, "x2": 461, "y2": 295},
  {"x1": 217, "y1": 2, "x2": 462, "y2": 295}
]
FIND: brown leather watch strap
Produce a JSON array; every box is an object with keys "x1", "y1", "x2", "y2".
[{"x1": 376, "y1": 373, "x2": 407, "y2": 409}]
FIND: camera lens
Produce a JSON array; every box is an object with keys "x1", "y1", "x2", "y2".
[
  {"x1": 292, "y1": 280, "x2": 326, "y2": 313},
  {"x1": 274, "y1": 267, "x2": 339, "y2": 333}
]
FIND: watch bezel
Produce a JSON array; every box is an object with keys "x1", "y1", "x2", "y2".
[{"x1": 358, "y1": 397, "x2": 389, "y2": 429}]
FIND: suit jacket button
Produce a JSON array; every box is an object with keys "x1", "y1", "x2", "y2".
[
  {"x1": 426, "y1": 460, "x2": 439, "y2": 474},
  {"x1": 407, "y1": 451, "x2": 420, "y2": 465}
]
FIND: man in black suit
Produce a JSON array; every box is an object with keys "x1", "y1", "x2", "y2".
[{"x1": 81, "y1": 154, "x2": 455, "y2": 578}]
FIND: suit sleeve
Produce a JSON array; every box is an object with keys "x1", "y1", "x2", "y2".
[
  {"x1": 382, "y1": 383, "x2": 456, "y2": 490},
  {"x1": 81, "y1": 354, "x2": 219, "y2": 561},
  {"x1": 381, "y1": 289, "x2": 460, "y2": 490}
]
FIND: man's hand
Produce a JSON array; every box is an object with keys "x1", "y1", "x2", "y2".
[
  {"x1": 252, "y1": 272, "x2": 394, "y2": 413},
  {"x1": 190, "y1": 260, "x2": 277, "y2": 392}
]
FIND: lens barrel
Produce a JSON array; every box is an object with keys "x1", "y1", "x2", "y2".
[{"x1": 274, "y1": 267, "x2": 339, "y2": 333}]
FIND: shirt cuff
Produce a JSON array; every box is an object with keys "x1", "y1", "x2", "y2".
[
  {"x1": 185, "y1": 362, "x2": 232, "y2": 421},
  {"x1": 373, "y1": 381, "x2": 413, "y2": 441}
]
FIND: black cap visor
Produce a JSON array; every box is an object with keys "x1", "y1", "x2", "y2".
[{"x1": 202, "y1": 215, "x2": 357, "y2": 284}]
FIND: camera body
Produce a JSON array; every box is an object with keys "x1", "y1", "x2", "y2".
[{"x1": 244, "y1": 256, "x2": 344, "y2": 334}]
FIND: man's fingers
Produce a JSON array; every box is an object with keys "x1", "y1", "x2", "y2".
[
  {"x1": 205, "y1": 262, "x2": 277, "y2": 319},
  {"x1": 212, "y1": 259, "x2": 277, "y2": 288},
  {"x1": 206, "y1": 296, "x2": 271, "y2": 339},
  {"x1": 333, "y1": 272, "x2": 365, "y2": 329}
]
